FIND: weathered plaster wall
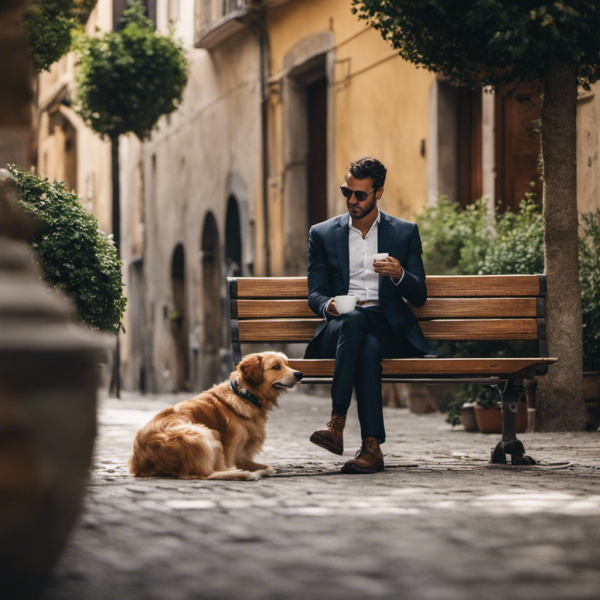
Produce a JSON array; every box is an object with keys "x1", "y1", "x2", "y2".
[
  {"x1": 139, "y1": 28, "x2": 262, "y2": 392},
  {"x1": 36, "y1": 1, "x2": 114, "y2": 233}
]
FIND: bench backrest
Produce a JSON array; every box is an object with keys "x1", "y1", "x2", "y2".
[{"x1": 227, "y1": 275, "x2": 548, "y2": 366}]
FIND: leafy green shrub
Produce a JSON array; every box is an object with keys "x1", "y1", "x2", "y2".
[
  {"x1": 74, "y1": 0, "x2": 188, "y2": 141},
  {"x1": 416, "y1": 194, "x2": 543, "y2": 277},
  {"x1": 417, "y1": 194, "x2": 544, "y2": 422},
  {"x1": 478, "y1": 197, "x2": 544, "y2": 275},
  {"x1": 422, "y1": 197, "x2": 600, "y2": 423},
  {"x1": 416, "y1": 196, "x2": 490, "y2": 276},
  {"x1": 580, "y1": 210, "x2": 600, "y2": 372},
  {"x1": 8, "y1": 164, "x2": 126, "y2": 334}
]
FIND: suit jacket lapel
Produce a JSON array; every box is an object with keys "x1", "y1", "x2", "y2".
[
  {"x1": 334, "y1": 216, "x2": 350, "y2": 293},
  {"x1": 378, "y1": 211, "x2": 395, "y2": 292}
]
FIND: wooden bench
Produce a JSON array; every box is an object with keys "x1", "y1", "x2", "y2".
[{"x1": 227, "y1": 274, "x2": 557, "y2": 465}]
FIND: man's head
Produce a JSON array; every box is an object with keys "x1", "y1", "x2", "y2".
[{"x1": 341, "y1": 156, "x2": 387, "y2": 220}]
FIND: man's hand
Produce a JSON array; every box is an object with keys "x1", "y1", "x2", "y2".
[
  {"x1": 326, "y1": 298, "x2": 339, "y2": 315},
  {"x1": 374, "y1": 256, "x2": 403, "y2": 282}
]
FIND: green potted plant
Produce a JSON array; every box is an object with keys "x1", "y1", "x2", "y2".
[{"x1": 472, "y1": 385, "x2": 528, "y2": 434}]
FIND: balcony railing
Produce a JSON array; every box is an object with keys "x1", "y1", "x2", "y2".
[{"x1": 195, "y1": 0, "x2": 248, "y2": 49}]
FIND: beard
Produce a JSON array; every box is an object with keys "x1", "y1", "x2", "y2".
[{"x1": 348, "y1": 197, "x2": 376, "y2": 219}]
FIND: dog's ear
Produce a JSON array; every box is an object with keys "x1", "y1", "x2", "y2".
[{"x1": 238, "y1": 354, "x2": 263, "y2": 386}]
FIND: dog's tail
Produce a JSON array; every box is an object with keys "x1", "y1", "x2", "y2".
[{"x1": 128, "y1": 408, "x2": 223, "y2": 479}]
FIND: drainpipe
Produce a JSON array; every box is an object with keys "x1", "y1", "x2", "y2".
[{"x1": 245, "y1": 8, "x2": 271, "y2": 276}]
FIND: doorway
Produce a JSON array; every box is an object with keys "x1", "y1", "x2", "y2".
[
  {"x1": 170, "y1": 244, "x2": 188, "y2": 391},
  {"x1": 129, "y1": 258, "x2": 146, "y2": 392},
  {"x1": 307, "y1": 77, "x2": 328, "y2": 228},
  {"x1": 283, "y1": 53, "x2": 328, "y2": 275},
  {"x1": 200, "y1": 213, "x2": 221, "y2": 389},
  {"x1": 495, "y1": 84, "x2": 543, "y2": 212},
  {"x1": 225, "y1": 195, "x2": 242, "y2": 278}
]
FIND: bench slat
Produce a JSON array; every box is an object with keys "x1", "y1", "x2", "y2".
[
  {"x1": 237, "y1": 298, "x2": 538, "y2": 319},
  {"x1": 238, "y1": 319, "x2": 539, "y2": 342},
  {"x1": 287, "y1": 358, "x2": 557, "y2": 378},
  {"x1": 237, "y1": 277, "x2": 308, "y2": 298},
  {"x1": 426, "y1": 276, "x2": 540, "y2": 297},
  {"x1": 234, "y1": 275, "x2": 541, "y2": 298}
]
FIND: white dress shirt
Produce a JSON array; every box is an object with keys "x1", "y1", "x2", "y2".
[
  {"x1": 324, "y1": 210, "x2": 405, "y2": 316},
  {"x1": 348, "y1": 210, "x2": 382, "y2": 307}
]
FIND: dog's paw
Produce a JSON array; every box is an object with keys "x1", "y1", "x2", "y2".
[
  {"x1": 246, "y1": 471, "x2": 264, "y2": 481},
  {"x1": 263, "y1": 466, "x2": 276, "y2": 476}
]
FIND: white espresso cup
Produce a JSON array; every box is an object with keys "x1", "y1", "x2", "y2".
[
  {"x1": 373, "y1": 252, "x2": 389, "y2": 262},
  {"x1": 334, "y1": 294, "x2": 357, "y2": 314}
]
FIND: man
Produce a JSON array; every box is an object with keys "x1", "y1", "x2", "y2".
[{"x1": 304, "y1": 156, "x2": 438, "y2": 474}]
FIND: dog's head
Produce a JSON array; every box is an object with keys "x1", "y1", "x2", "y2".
[{"x1": 236, "y1": 352, "x2": 303, "y2": 407}]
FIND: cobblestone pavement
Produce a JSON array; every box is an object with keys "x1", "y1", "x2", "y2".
[{"x1": 42, "y1": 388, "x2": 600, "y2": 600}]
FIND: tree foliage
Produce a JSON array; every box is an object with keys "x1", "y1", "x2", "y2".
[
  {"x1": 8, "y1": 164, "x2": 127, "y2": 334},
  {"x1": 22, "y1": 0, "x2": 98, "y2": 72},
  {"x1": 74, "y1": 0, "x2": 189, "y2": 141},
  {"x1": 352, "y1": 1, "x2": 600, "y2": 89}
]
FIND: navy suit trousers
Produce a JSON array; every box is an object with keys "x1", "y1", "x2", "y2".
[{"x1": 305, "y1": 305, "x2": 423, "y2": 443}]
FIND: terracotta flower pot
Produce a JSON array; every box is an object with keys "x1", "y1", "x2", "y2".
[
  {"x1": 474, "y1": 402, "x2": 527, "y2": 434},
  {"x1": 460, "y1": 403, "x2": 478, "y2": 431}
]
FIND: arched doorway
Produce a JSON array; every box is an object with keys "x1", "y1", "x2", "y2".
[
  {"x1": 225, "y1": 195, "x2": 242, "y2": 278},
  {"x1": 170, "y1": 243, "x2": 188, "y2": 391},
  {"x1": 200, "y1": 213, "x2": 221, "y2": 389}
]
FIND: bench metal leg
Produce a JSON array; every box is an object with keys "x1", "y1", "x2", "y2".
[{"x1": 490, "y1": 379, "x2": 536, "y2": 466}]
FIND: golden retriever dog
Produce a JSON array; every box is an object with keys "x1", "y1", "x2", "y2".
[{"x1": 128, "y1": 352, "x2": 303, "y2": 481}]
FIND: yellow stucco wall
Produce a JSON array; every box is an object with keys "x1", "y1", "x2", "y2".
[
  {"x1": 266, "y1": 0, "x2": 436, "y2": 222},
  {"x1": 36, "y1": 0, "x2": 114, "y2": 233}
]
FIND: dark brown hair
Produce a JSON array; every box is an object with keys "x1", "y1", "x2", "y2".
[{"x1": 348, "y1": 156, "x2": 387, "y2": 190}]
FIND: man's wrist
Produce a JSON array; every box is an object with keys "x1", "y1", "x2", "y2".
[{"x1": 392, "y1": 268, "x2": 405, "y2": 285}]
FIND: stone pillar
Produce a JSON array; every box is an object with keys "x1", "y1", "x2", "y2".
[
  {"x1": 0, "y1": 5, "x2": 109, "y2": 596},
  {"x1": 0, "y1": 171, "x2": 109, "y2": 599},
  {"x1": 0, "y1": 0, "x2": 35, "y2": 171}
]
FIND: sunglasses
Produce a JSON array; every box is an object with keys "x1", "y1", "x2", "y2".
[{"x1": 340, "y1": 185, "x2": 377, "y2": 203}]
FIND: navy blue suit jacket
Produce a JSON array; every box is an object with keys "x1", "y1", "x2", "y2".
[{"x1": 304, "y1": 210, "x2": 438, "y2": 358}]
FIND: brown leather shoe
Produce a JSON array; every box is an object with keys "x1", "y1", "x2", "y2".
[
  {"x1": 309, "y1": 412, "x2": 346, "y2": 455},
  {"x1": 341, "y1": 438, "x2": 384, "y2": 474}
]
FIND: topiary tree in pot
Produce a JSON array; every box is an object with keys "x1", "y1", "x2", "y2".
[
  {"x1": 352, "y1": 0, "x2": 600, "y2": 431},
  {"x1": 73, "y1": 0, "x2": 188, "y2": 393}
]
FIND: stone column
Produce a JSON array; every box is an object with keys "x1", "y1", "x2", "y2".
[{"x1": 0, "y1": 0, "x2": 35, "y2": 171}]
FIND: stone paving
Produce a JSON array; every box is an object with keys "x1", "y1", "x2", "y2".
[{"x1": 42, "y1": 387, "x2": 600, "y2": 600}]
